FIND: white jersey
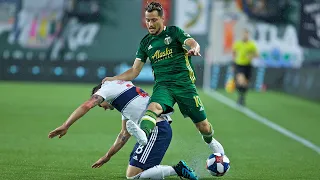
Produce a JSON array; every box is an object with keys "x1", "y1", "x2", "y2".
[{"x1": 94, "y1": 80, "x2": 171, "y2": 124}]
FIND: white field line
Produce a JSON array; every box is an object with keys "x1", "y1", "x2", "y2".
[{"x1": 204, "y1": 89, "x2": 320, "y2": 155}]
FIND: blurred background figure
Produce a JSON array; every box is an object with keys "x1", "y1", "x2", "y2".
[{"x1": 232, "y1": 28, "x2": 258, "y2": 106}]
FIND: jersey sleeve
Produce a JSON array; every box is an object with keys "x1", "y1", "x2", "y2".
[
  {"x1": 175, "y1": 26, "x2": 193, "y2": 45},
  {"x1": 136, "y1": 41, "x2": 148, "y2": 63},
  {"x1": 94, "y1": 82, "x2": 116, "y2": 102}
]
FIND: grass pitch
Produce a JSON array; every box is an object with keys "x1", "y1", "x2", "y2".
[{"x1": 0, "y1": 81, "x2": 319, "y2": 179}]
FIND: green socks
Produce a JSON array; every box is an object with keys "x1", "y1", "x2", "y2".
[
  {"x1": 202, "y1": 133, "x2": 213, "y2": 144},
  {"x1": 201, "y1": 123, "x2": 214, "y2": 144},
  {"x1": 140, "y1": 110, "x2": 157, "y2": 137}
]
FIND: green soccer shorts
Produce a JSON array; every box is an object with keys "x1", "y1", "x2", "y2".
[{"x1": 150, "y1": 83, "x2": 207, "y2": 123}]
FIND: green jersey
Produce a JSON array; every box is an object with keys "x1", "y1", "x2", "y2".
[{"x1": 136, "y1": 26, "x2": 196, "y2": 84}]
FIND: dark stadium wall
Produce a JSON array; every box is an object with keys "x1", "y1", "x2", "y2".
[
  {"x1": 0, "y1": 0, "x2": 207, "y2": 85},
  {"x1": 0, "y1": 58, "x2": 205, "y2": 86},
  {"x1": 0, "y1": 0, "x2": 208, "y2": 62},
  {"x1": 209, "y1": 65, "x2": 320, "y2": 102}
]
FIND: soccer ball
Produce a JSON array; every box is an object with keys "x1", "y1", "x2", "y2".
[{"x1": 206, "y1": 153, "x2": 230, "y2": 176}]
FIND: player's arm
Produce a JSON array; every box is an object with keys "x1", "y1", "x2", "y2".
[
  {"x1": 185, "y1": 38, "x2": 201, "y2": 56},
  {"x1": 175, "y1": 26, "x2": 201, "y2": 56},
  {"x1": 232, "y1": 51, "x2": 236, "y2": 60},
  {"x1": 232, "y1": 42, "x2": 238, "y2": 61},
  {"x1": 63, "y1": 94, "x2": 104, "y2": 128},
  {"x1": 48, "y1": 95, "x2": 104, "y2": 139},
  {"x1": 232, "y1": 49, "x2": 236, "y2": 61},
  {"x1": 110, "y1": 59, "x2": 144, "y2": 81},
  {"x1": 247, "y1": 43, "x2": 259, "y2": 61},
  {"x1": 92, "y1": 120, "x2": 131, "y2": 168},
  {"x1": 250, "y1": 43, "x2": 259, "y2": 59},
  {"x1": 102, "y1": 40, "x2": 147, "y2": 83}
]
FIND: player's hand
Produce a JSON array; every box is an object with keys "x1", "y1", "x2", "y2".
[
  {"x1": 91, "y1": 155, "x2": 111, "y2": 168},
  {"x1": 48, "y1": 125, "x2": 68, "y2": 139},
  {"x1": 101, "y1": 77, "x2": 115, "y2": 83},
  {"x1": 187, "y1": 48, "x2": 201, "y2": 56}
]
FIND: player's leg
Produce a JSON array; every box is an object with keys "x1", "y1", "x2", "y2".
[
  {"x1": 126, "y1": 165, "x2": 143, "y2": 179},
  {"x1": 126, "y1": 165, "x2": 176, "y2": 179},
  {"x1": 126, "y1": 163, "x2": 197, "y2": 180},
  {"x1": 175, "y1": 86, "x2": 225, "y2": 154},
  {"x1": 126, "y1": 120, "x2": 148, "y2": 146},
  {"x1": 139, "y1": 83, "x2": 175, "y2": 137},
  {"x1": 195, "y1": 119, "x2": 225, "y2": 154},
  {"x1": 235, "y1": 65, "x2": 251, "y2": 106},
  {"x1": 126, "y1": 121, "x2": 197, "y2": 180},
  {"x1": 127, "y1": 120, "x2": 173, "y2": 179}
]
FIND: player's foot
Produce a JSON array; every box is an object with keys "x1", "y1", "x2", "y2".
[
  {"x1": 207, "y1": 138, "x2": 225, "y2": 154},
  {"x1": 173, "y1": 160, "x2": 198, "y2": 180},
  {"x1": 126, "y1": 120, "x2": 148, "y2": 146}
]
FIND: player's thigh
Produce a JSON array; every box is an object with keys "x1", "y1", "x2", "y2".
[
  {"x1": 236, "y1": 73, "x2": 246, "y2": 84},
  {"x1": 128, "y1": 121, "x2": 172, "y2": 170},
  {"x1": 174, "y1": 85, "x2": 207, "y2": 123},
  {"x1": 150, "y1": 83, "x2": 175, "y2": 113}
]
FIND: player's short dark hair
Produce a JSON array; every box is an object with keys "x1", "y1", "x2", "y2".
[
  {"x1": 145, "y1": 1, "x2": 163, "y2": 17},
  {"x1": 91, "y1": 83, "x2": 102, "y2": 96}
]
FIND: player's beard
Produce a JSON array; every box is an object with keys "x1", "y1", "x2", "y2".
[
  {"x1": 149, "y1": 28, "x2": 158, "y2": 35},
  {"x1": 154, "y1": 29, "x2": 160, "y2": 35},
  {"x1": 148, "y1": 26, "x2": 161, "y2": 35}
]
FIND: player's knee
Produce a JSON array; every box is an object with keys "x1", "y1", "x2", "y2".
[
  {"x1": 126, "y1": 165, "x2": 143, "y2": 179},
  {"x1": 147, "y1": 102, "x2": 163, "y2": 114},
  {"x1": 236, "y1": 74, "x2": 247, "y2": 86},
  {"x1": 126, "y1": 170, "x2": 142, "y2": 179},
  {"x1": 126, "y1": 170, "x2": 139, "y2": 179}
]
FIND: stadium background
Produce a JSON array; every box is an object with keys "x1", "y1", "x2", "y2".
[{"x1": 1, "y1": 0, "x2": 320, "y2": 179}]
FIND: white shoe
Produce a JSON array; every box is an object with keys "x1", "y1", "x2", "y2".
[
  {"x1": 126, "y1": 120, "x2": 148, "y2": 146},
  {"x1": 207, "y1": 138, "x2": 225, "y2": 154}
]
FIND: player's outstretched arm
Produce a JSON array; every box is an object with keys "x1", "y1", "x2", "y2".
[
  {"x1": 185, "y1": 38, "x2": 201, "y2": 56},
  {"x1": 92, "y1": 120, "x2": 131, "y2": 168},
  {"x1": 48, "y1": 95, "x2": 104, "y2": 139},
  {"x1": 102, "y1": 59, "x2": 144, "y2": 83}
]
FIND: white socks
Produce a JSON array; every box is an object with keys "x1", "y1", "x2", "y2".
[
  {"x1": 127, "y1": 165, "x2": 177, "y2": 179},
  {"x1": 208, "y1": 137, "x2": 225, "y2": 154}
]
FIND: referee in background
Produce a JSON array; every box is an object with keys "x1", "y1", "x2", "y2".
[{"x1": 232, "y1": 28, "x2": 258, "y2": 106}]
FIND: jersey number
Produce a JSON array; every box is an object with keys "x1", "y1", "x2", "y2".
[
  {"x1": 135, "y1": 145, "x2": 145, "y2": 154},
  {"x1": 136, "y1": 87, "x2": 148, "y2": 97},
  {"x1": 193, "y1": 96, "x2": 203, "y2": 107}
]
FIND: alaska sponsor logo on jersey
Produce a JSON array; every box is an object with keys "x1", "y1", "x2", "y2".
[{"x1": 151, "y1": 47, "x2": 173, "y2": 63}]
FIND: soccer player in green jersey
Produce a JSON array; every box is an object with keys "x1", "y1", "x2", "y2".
[{"x1": 102, "y1": 2, "x2": 224, "y2": 154}]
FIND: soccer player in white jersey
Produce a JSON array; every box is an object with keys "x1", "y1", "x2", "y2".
[{"x1": 48, "y1": 80, "x2": 198, "y2": 180}]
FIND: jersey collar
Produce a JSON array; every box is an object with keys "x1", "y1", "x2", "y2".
[{"x1": 152, "y1": 26, "x2": 167, "y2": 37}]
